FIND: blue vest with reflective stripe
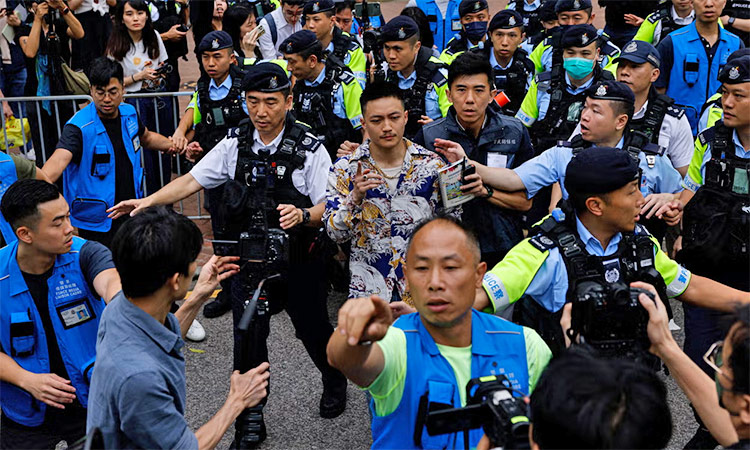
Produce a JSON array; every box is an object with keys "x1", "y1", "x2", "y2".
[
  {"x1": 0, "y1": 237, "x2": 104, "y2": 426},
  {"x1": 0, "y1": 152, "x2": 18, "y2": 246},
  {"x1": 415, "y1": 0, "x2": 462, "y2": 52},
  {"x1": 666, "y1": 23, "x2": 740, "y2": 134},
  {"x1": 63, "y1": 103, "x2": 144, "y2": 232},
  {"x1": 370, "y1": 310, "x2": 529, "y2": 449}
]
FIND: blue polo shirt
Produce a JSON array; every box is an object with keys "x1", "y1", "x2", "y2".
[{"x1": 86, "y1": 292, "x2": 198, "y2": 450}]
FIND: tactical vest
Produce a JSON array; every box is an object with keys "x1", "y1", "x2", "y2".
[
  {"x1": 513, "y1": 0, "x2": 544, "y2": 38},
  {"x1": 370, "y1": 310, "x2": 530, "y2": 450},
  {"x1": 682, "y1": 122, "x2": 750, "y2": 266},
  {"x1": 627, "y1": 92, "x2": 679, "y2": 147},
  {"x1": 647, "y1": 5, "x2": 686, "y2": 44},
  {"x1": 194, "y1": 64, "x2": 247, "y2": 155},
  {"x1": 473, "y1": 46, "x2": 534, "y2": 115},
  {"x1": 386, "y1": 47, "x2": 447, "y2": 139},
  {"x1": 513, "y1": 206, "x2": 669, "y2": 355},
  {"x1": 0, "y1": 237, "x2": 104, "y2": 426},
  {"x1": 0, "y1": 152, "x2": 18, "y2": 247},
  {"x1": 292, "y1": 56, "x2": 358, "y2": 157}
]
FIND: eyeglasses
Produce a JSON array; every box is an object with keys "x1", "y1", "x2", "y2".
[{"x1": 704, "y1": 340, "x2": 735, "y2": 400}]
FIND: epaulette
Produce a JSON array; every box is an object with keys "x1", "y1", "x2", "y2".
[
  {"x1": 227, "y1": 127, "x2": 240, "y2": 139},
  {"x1": 601, "y1": 41, "x2": 620, "y2": 57},
  {"x1": 698, "y1": 127, "x2": 716, "y2": 146},
  {"x1": 666, "y1": 105, "x2": 685, "y2": 119},
  {"x1": 432, "y1": 69, "x2": 448, "y2": 87},
  {"x1": 647, "y1": 11, "x2": 664, "y2": 23},
  {"x1": 339, "y1": 70, "x2": 356, "y2": 84},
  {"x1": 528, "y1": 234, "x2": 557, "y2": 252},
  {"x1": 534, "y1": 71, "x2": 552, "y2": 84}
]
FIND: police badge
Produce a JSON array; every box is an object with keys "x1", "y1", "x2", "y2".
[
  {"x1": 596, "y1": 84, "x2": 607, "y2": 97},
  {"x1": 573, "y1": 0, "x2": 580, "y2": 9},
  {"x1": 269, "y1": 76, "x2": 278, "y2": 89},
  {"x1": 212, "y1": 39, "x2": 220, "y2": 49},
  {"x1": 581, "y1": 33, "x2": 589, "y2": 45},
  {"x1": 624, "y1": 41, "x2": 638, "y2": 53},
  {"x1": 398, "y1": 28, "x2": 406, "y2": 39},
  {"x1": 729, "y1": 66, "x2": 740, "y2": 80},
  {"x1": 508, "y1": 16, "x2": 516, "y2": 26}
]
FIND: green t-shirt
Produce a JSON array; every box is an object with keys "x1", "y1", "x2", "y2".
[
  {"x1": 364, "y1": 325, "x2": 552, "y2": 417},
  {"x1": 10, "y1": 154, "x2": 36, "y2": 180}
]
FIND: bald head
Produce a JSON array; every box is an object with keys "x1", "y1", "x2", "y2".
[{"x1": 406, "y1": 217, "x2": 481, "y2": 265}]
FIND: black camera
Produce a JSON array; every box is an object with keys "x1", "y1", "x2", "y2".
[
  {"x1": 569, "y1": 282, "x2": 655, "y2": 357},
  {"x1": 425, "y1": 375, "x2": 530, "y2": 450},
  {"x1": 362, "y1": 29, "x2": 381, "y2": 54}
]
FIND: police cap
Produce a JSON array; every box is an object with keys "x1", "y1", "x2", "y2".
[
  {"x1": 241, "y1": 62, "x2": 291, "y2": 92},
  {"x1": 381, "y1": 15, "x2": 419, "y2": 42},
  {"x1": 459, "y1": 0, "x2": 488, "y2": 18},
  {"x1": 304, "y1": 0, "x2": 334, "y2": 15},
  {"x1": 616, "y1": 40, "x2": 661, "y2": 68},
  {"x1": 555, "y1": 0, "x2": 592, "y2": 13},
  {"x1": 565, "y1": 147, "x2": 640, "y2": 195},
  {"x1": 561, "y1": 24, "x2": 598, "y2": 48},
  {"x1": 539, "y1": 0, "x2": 558, "y2": 21},
  {"x1": 280, "y1": 30, "x2": 318, "y2": 55},
  {"x1": 586, "y1": 80, "x2": 635, "y2": 106},
  {"x1": 719, "y1": 54, "x2": 750, "y2": 84},
  {"x1": 197, "y1": 30, "x2": 233, "y2": 53},
  {"x1": 489, "y1": 10, "x2": 523, "y2": 32}
]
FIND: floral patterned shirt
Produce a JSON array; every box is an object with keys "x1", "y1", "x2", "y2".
[{"x1": 324, "y1": 139, "x2": 458, "y2": 305}]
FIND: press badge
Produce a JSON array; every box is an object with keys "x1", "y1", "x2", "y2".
[
  {"x1": 57, "y1": 300, "x2": 94, "y2": 329},
  {"x1": 132, "y1": 136, "x2": 142, "y2": 153},
  {"x1": 452, "y1": 19, "x2": 462, "y2": 31}
]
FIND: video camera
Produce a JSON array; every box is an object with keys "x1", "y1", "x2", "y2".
[{"x1": 425, "y1": 375, "x2": 530, "y2": 450}]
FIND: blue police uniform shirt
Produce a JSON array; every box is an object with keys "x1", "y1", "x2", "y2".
[
  {"x1": 519, "y1": 73, "x2": 595, "y2": 125},
  {"x1": 196, "y1": 74, "x2": 248, "y2": 115},
  {"x1": 697, "y1": 129, "x2": 750, "y2": 185},
  {"x1": 490, "y1": 51, "x2": 533, "y2": 90},
  {"x1": 304, "y1": 66, "x2": 348, "y2": 122},
  {"x1": 396, "y1": 69, "x2": 444, "y2": 121}
]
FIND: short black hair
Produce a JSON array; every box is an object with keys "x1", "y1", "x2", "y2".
[
  {"x1": 88, "y1": 57, "x2": 124, "y2": 87},
  {"x1": 360, "y1": 81, "x2": 405, "y2": 114},
  {"x1": 407, "y1": 215, "x2": 481, "y2": 263},
  {"x1": 0, "y1": 180, "x2": 61, "y2": 231},
  {"x1": 609, "y1": 99, "x2": 635, "y2": 122},
  {"x1": 111, "y1": 206, "x2": 204, "y2": 298},
  {"x1": 288, "y1": 41, "x2": 324, "y2": 62},
  {"x1": 567, "y1": 189, "x2": 610, "y2": 213},
  {"x1": 448, "y1": 52, "x2": 495, "y2": 89},
  {"x1": 729, "y1": 304, "x2": 750, "y2": 395},
  {"x1": 399, "y1": 7, "x2": 431, "y2": 49},
  {"x1": 334, "y1": 0, "x2": 353, "y2": 14},
  {"x1": 531, "y1": 346, "x2": 672, "y2": 449}
]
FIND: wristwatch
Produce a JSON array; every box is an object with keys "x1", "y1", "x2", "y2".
[
  {"x1": 483, "y1": 184, "x2": 494, "y2": 199},
  {"x1": 300, "y1": 208, "x2": 311, "y2": 225},
  {"x1": 728, "y1": 16, "x2": 736, "y2": 27},
  {"x1": 61, "y1": 6, "x2": 70, "y2": 15}
]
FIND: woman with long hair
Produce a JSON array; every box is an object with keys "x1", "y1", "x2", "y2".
[{"x1": 222, "y1": 4, "x2": 261, "y2": 60}]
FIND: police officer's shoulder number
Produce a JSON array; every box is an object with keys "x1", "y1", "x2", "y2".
[
  {"x1": 227, "y1": 127, "x2": 240, "y2": 139},
  {"x1": 647, "y1": 12, "x2": 661, "y2": 23},
  {"x1": 339, "y1": 70, "x2": 356, "y2": 85},
  {"x1": 432, "y1": 70, "x2": 448, "y2": 87},
  {"x1": 666, "y1": 105, "x2": 685, "y2": 119},
  {"x1": 698, "y1": 126, "x2": 716, "y2": 146},
  {"x1": 528, "y1": 233, "x2": 556, "y2": 252},
  {"x1": 301, "y1": 132, "x2": 322, "y2": 152}
]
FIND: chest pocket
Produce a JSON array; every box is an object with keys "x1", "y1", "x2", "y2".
[
  {"x1": 417, "y1": 380, "x2": 455, "y2": 449},
  {"x1": 10, "y1": 311, "x2": 35, "y2": 359},
  {"x1": 683, "y1": 53, "x2": 700, "y2": 86},
  {"x1": 91, "y1": 145, "x2": 111, "y2": 178}
]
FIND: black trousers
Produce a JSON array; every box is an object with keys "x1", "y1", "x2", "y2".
[
  {"x1": 70, "y1": 11, "x2": 111, "y2": 73},
  {"x1": 0, "y1": 407, "x2": 87, "y2": 450}
]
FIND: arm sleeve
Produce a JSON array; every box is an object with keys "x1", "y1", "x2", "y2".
[
  {"x1": 56, "y1": 123, "x2": 84, "y2": 164},
  {"x1": 523, "y1": 327, "x2": 552, "y2": 393},
  {"x1": 347, "y1": 47, "x2": 367, "y2": 88},
  {"x1": 257, "y1": 17, "x2": 278, "y2": 60},
  {"x1": 117, "y1": 372, "x2": 199, "y2": 450},
  {"x1": 364, "y1": 327, "x2": 407, "y2": 417},
  {"x1": 323, "y1": 158, "x2": 363, "y2": 243},
  {"x1": 305, "y1": 144, "x2": 333, "y2": 205},
  {"x1": 513, "y1": 146, "x2": 567, "y2": 198},
  {"x1": 515, "y1": 80, "x2": 540, "y2": 127},
  {"x1": 342, "y1": 80, "x2": 363, "y2": 129},
  {"x1": 682, "y1": 136, "x2": 706, "y2": 192},
  {"x1": 651, "y1": 236, "x2": 692, "y2": 297},
  {"x1": 665, "y1": 114, "x2": 696, "y2": 168},
  {"x1": 79, "y1": 240, "x2": 116, "y2": 295},
  {"x1": 189, "y1": 138, "x2": 234, "y2": 189},
  {"x1": 10, "y1": 154, "x2": 36, "y2": 180},
  {"x1": 156, "y1": 34, "x2": 169, "y2": 64},
  {"x1": 634, "y1": 14, "x2": 658, "y2": 44},
  {"x1": 655, "y1": 37, "x2": 673, "y2": 89},
  {"x1": 482, "y1": 240, "x2": 550, "y2": 313}
]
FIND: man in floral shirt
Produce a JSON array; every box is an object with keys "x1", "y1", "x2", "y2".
[{"x1": 324, "y1": 82, "x2": 484, "y2": 305}]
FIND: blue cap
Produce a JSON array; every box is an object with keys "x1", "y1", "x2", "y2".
[
  {"x1": 197, "y1": 30, "x2": 233, "y2": 53},
  {"x1": 565, "y1": 147, "x2": 640, "y2": 195},
  {"x1": 241, "y1": 62, "x2": 291, "y2": 92},
  {"x1": 555, "y1": 0, "x2": 592, "y2": 13},
  {"x1": 304, "y1": 0, "x2": 334, "y2": 15},
  {"x1": 719, "y1": 54, "x2": 750, "y2": 84},
  {"x1": 585, "y1": 80, "x2": 635, "y2": 105},
  {"x1": 616, "y1": 40, "x2": 661, "y2": 68},
  {"x1": 459, "y1": 0, "x2": 488, "y2": 17},
  {"x1": 489, "y1": 10, "x2": 523, "y2": 31},
  {"x1": 381, "y1": 15, "x2": 419, "y2": 42},
  {"x1": 561, "y1": 24, "x2": 598, "y2": 48},
  {"x1": 280, "y1": 30, "x2": 319, "y2": 55}
]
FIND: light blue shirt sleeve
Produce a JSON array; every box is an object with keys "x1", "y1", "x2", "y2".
[
  {"x1": 513, "y1": 146, "x2": 573, "y2": 199},
  {"x1": 425, "y1": 86, "x2": 442, "y2": 120},
  {"x1": 639, "y1": 154, "x2": 684, "y2": 196},
  {"x1": 332, "y1": 84, "x2": 347, "y2": 121},
  {"x1": 520, "y1": 248, "x2": 570, "y2": 313}
]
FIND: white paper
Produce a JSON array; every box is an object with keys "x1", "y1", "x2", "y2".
[
  {"x1": 13, "y1": 3, "x2": 28, "y2": 23},
  {"x1": 486, "y1": 152, "x2": 508, "y2": 169}
]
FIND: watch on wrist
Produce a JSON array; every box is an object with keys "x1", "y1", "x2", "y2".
[
  {"x1": 483, "y1": 184, "x2": 494, "y2": 199},
  {"x1": 301, "y1": 208, "x2": 311, "y2": 225},
  {"x1": 61, "y1": 6, "x2": 70, "y2": 14},
  {"x1": 728, "y1": 16, "x2": 736, "y2": 26}
]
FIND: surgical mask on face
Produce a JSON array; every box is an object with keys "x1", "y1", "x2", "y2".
[
  {"x1": 563, "y1": 56, "x2": 595, "y2": 80},
  {"x1": 464, "y1": 21, "x2": 488, "y2": 41}
]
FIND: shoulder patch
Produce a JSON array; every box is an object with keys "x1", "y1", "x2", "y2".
[
  {"x1": 432, "y1": 70, "x2": 448, "y2": 87},
  {"x1": 603, "y1": 42, "x2": 620, "y2": 57},
  {"x1": 302, "y1": 132, "x2": 322, "y2": 152},
  {"x1": 647, "y1": 12, "x2": 660, "y2": 23},
  {"x1": 666, "y1": 105, "x2": 685, "y2": 118},
  {"x1": 227, "y1": 127, "x2": 240, "y2": 139},
  {"x1": 535, "y1": 71, "x2": 552, "y2": 83},
  {"x1": 339, "y1": 70, "x2": 356, "y2": 84},
  {"x1": 528, "y1": 234, "x2": 556, "y2": 252},
  {"x1": 698, "y1": 127, "x2": 715, "y2": 146}
]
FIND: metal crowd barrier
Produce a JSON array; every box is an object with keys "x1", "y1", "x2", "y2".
[{"x1": 0, "y1": 91, "x2": 210, "y2": 220}]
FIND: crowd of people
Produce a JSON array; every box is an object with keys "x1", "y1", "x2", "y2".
[{"x1": 0, "y1": 0, "x2": 749, "y2": 448}]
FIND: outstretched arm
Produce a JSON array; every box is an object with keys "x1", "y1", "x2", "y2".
[{"x1": 107, "y1": 173, "x2": 204, "y2": 219}]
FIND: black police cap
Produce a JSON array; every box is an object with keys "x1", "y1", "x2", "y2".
[
  {"x1": 489, "y1": 10, "x2": 523, "y2": 32},
  {"x1": 197, "y1": 30, "x2": 233, "y2": 53},
  {"x1": 616, "y1": 40, "x2": 661, "y2": 68},
  {"x1": 586, "y1": 80, "x2": 636, "y2": 106},
  {"x1": 555, "y1": 0, "x2": 592, "y2": 13},
  {"x1": 539, "y1": 0, "x2": 558, "y2": 22},
  {"x1": 458, "y1": 0, "x2": 488, "y2": 18},
  {"x1": 241, "y1": 62, "x2": 291, "y2": 92},
  {"x1": 561, "y1": 24, "x2": 598, "y2": 48},
  {"x1": 280, "y1": 30, "x2": 318, "y2": 55},
  {"x1": 304, "y1": 0, "x2": 334, "y2": 15},
  {"x1": 719, "y1": 54, "x2": 750, "y2": 84},
  {"x1": 565, "y1": 147, "x2": 640, "y2": 195},
  {"x1": 381, "y1": 15, "x2": 419, "y2": 42}
]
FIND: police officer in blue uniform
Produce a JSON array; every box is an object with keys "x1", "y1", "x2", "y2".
[
  {"x1": 415, "y1": 52, "x2": 534, "y2": 267},
  {"x1": 0, "y1": 179, "x2": 121, "y2": 449},
  {"x1": 439, "y1": 0, "x2": 491, "y2": 64},
  {"x1": 40, "y1": 58, "x2": 176, "y2": 248}
]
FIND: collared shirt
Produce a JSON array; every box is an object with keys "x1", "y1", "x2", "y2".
[
  {"x1": 684, "y1": 128, "x2": 750, "y2": 191},
  {"x1": 507, "y1": 0, "x2": 542, "y2": 11},
  {"x1": 650, "y1": 6, "x2": 695, "y2": 45},
  {"x1": 534, "y1": 30, "x2": 620, "y2": 75},
  {"x1": 87, "y1": 292, "x2": 197, "y2": 450},
  {"x1": 515, "y1": 73, "x2": 595, "y2": 127},
  {"x1": 490, "y1": 51, "x2": 533, "y2": 92},
  {"x1": 188, "y1": 73, "x2": 248, "y2": 120},
  {"x1": 257, "y1": 8, "x2": 303, "y2": 59},
  {"x1": 189, "y1": 124, "x2": 332, "y2": 204},
  {"x1": 395, "y1": 68, "x2": 444, "y2": 121}
]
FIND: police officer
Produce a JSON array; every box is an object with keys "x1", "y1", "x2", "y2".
[
  {"x1": 0, "y1": 153, "x2": 50, "y2": 248},
  {"x1": 439, "y1": 0, "x2": 491, "y2": 65},
  {"x1": 40, "y1": 57, "x2": 176, "y2": 248},
  {"x1": 404, "y1": 0, "x2": 462, "y2": 52},
  {"x1": 634, "y1": 0, "x2": 695, "y2": 46},
  {"x1": 415, "y1": 53, "x2": 534, "y2": 267},
  {"x1": 108, "y1": 63, "x2": 348, "y2": 441},
  {"x1": 281, "y1": 30, "x2": 363, "y2": 160},
  {"x1": 507, "y1": 0, "x2": 547, "y2": 40},
  {"x1": 377, "y1": 16, "x2": 450, "y2": 139},
  {"x1": 655, "y1": 0, "x2": 742, "y2": 134},
  {"x1": 470, "y1": 10, "x2": 535, "y2": 116},
  {"x1": 528, "y1": 0, "x2": 620, "y2": 75},
  {"x1": 698, "y1": 48, "x2": 750, "y2": 132},
  {"x1": 302, "y1": 0, "x2": 366, "y2": 87},
  {"x1": 150, "y1": 0, "x2": 189, "y2": 92},
  {"x1": 520, "y1": 0, "x2": 558, "y2": 54},
  {"x1": 473, "y1": 146, "x2": 750, "y2": 354},
  {"x1": 0, "y1": 179, "x2": 121, "y2": 449},
  {"x1": 517, "y1": 24, "x2": 613, "y2": 151}
]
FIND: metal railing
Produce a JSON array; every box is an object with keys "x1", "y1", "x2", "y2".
[{"x1": 0, "y1": 91, "x2": 210, "y2": 220}]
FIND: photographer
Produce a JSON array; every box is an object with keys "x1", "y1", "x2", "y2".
[
  {"x1": 327, "y1": 216, "x2": 551, "y2": 450},
  {"x1": 86, "y1": 206, "x2": 270, "y2": 450},
  {"x1": 107, "y1": 62, "x2": 348, "y2": 444}
]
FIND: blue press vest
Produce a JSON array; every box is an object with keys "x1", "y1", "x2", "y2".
[
  {"x1": 63, "y1": 103, "x2": 144, "y2": 232},
  {"x1": 666, "y1": 23, "x2": 740, "y2": 134},
  {"x1": 416, "y1": 0, "x2": 462, "y2": 52},
  {"x1": 371, "y1": 310, "x2": 530, "y2": 450},
  {"x1": 0, "y1": 237, "x2": 104, "y2": 426},
  {"x1": 0, "y1": 152, "x2": 18, "y2": 246}
]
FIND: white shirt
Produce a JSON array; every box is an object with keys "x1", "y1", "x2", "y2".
[
  {"x1": 652, "y1": 6, "x2": 695, "y2": 45},
  {"x1": 75, "y1": 0, "x2": 109, "y2": 15},
  {"x1": 190, "y1": 125, "x2": 332, "y2": 204},
  {"x1": 257, "y1": 8, "x2": 303, "y2": 60},
  {"x1": 117, "y1": 34, "x2": 168, "y2": 93}
]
